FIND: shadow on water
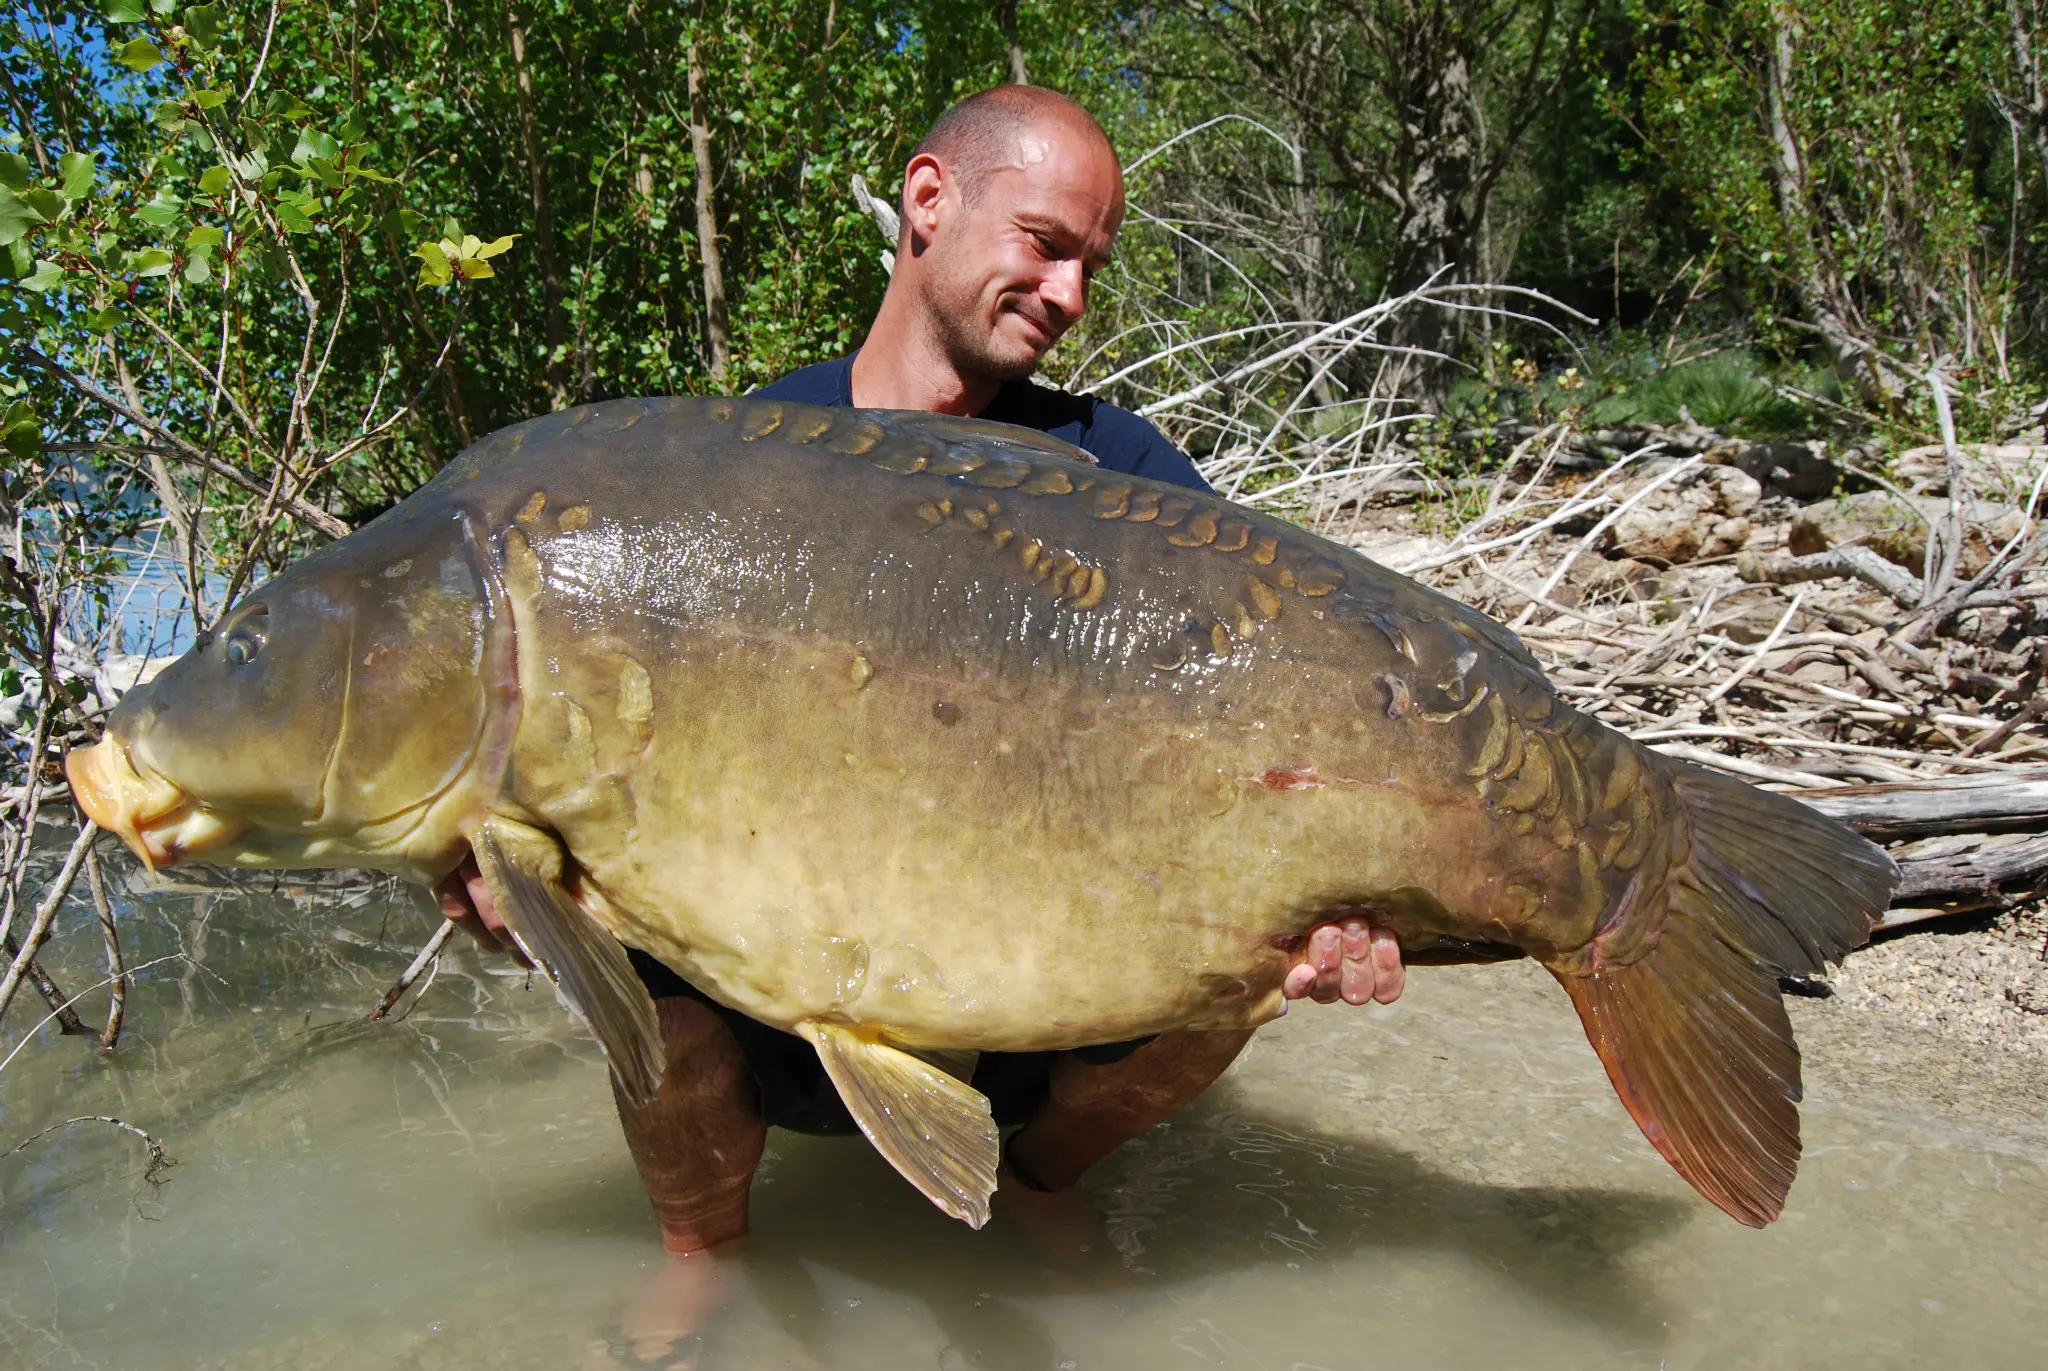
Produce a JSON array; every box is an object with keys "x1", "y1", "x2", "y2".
[{"x1": 510, "y1": 1097, "x2": 1686, "y2": 1368}]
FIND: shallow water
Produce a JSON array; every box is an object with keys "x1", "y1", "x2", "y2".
[{"x1": 2, "y1": 836, "x2": 2041, "y2": 1370}]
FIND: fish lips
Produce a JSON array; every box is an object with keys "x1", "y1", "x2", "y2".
[{"x1": 64, "y1": 736, "x2": 244, "y2": 872}]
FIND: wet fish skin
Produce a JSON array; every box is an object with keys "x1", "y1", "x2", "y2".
[{"x1": 67, "y1": 396, "x2": 1898, "y2": 1230}]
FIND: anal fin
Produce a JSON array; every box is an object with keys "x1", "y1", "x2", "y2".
[
  {"x1": 798, "y1": 1021, "x2": 999, "y2": 1228},
  {"x1": 472, "y1": 817, "x2": 666, "y2": 1107}
]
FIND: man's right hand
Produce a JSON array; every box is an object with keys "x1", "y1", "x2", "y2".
[{"x1": 434, "y1": 852, "x2": 534, "y2": 968}]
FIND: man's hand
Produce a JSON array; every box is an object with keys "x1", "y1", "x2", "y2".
[
  {"x1": 1282, "y1": 918, "x2": 1404, "y2": 1007},
  {"x1": 434, "y1": 852, "x2": 534, "y2": 968}
]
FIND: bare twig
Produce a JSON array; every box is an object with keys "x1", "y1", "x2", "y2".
[
  {"x1": 6, "y1": 1115, "x2": 175, "y2": 1192},
  {"x1": 366, "y1": 918, "x2": 456, "y2": 1022}
]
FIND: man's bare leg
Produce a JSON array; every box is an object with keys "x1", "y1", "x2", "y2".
[
  {"x1": 1003, "y1": 1027, "x2": 1257, "y2": 1192},
  {"x1": 1004, "y1": 916, "x2": 1405, "y2": 1192},
  {"x1": 610, "y1": 997, "x2": 766, "y2": 1254}
]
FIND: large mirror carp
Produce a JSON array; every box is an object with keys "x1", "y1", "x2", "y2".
[{"x1": 67, "y1": 397, "x2": 1897, "y2": 1230}]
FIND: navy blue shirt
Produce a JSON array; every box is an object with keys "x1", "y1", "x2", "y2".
[{"x1": 755, "y1": 354, "x2": 1213, "y2": 494}]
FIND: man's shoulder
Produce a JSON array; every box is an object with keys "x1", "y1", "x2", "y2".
[
  {"x1": 753, "y1": 356, "x2": 855, "y2": 406},
  {"x1": 998, "y1": 380, "x2": 1210, "y2": 492}
]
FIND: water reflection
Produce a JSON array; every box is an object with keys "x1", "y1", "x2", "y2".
[{"x1": 1, "y1": 833, "x2": 2043, "y2": 1369}]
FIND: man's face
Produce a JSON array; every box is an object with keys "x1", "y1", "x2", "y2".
[{"x1": 911, "y1": 123, "x2": 1125, "y2": 382}]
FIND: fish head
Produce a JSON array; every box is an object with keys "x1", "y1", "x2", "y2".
[{"x1": 67, "y1": 512, "x2": 514, "y2": 882}]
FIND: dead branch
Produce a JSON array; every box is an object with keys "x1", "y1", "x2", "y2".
[
  {"x1": 6, "y1": 1114, "x2": 175, "y2": 1192},
  {"x1": 366, "y1": 918, "x2": 456, "y2": 1022}
]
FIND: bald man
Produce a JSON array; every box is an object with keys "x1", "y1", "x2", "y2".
[{"x1": 440, "y1": 87, "x2": 1405, "y2": 1264}]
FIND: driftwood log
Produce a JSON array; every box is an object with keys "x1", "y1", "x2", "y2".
[{"x1": 1792, "y1": 772, "x2": 2048, "y2": 927}]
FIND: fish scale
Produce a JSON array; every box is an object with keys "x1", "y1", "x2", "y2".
[{"x1": 69, "y1": 397, "x2": 1897, "y2": 1231}]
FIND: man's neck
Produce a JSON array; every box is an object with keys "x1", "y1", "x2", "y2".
[{"x1": 849, "y1": 289, "x2": 1003, "y2": 415}]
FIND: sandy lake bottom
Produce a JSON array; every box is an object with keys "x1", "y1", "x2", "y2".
[{"x1": 1, "y1": 847, "x2": 2042, "y2": 1370}]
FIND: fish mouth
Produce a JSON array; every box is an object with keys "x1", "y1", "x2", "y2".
[{"x1": 64, "y1": 738, "x2": 243, "y2": 872}]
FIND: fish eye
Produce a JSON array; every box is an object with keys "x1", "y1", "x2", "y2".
[{"x1": 223, "y1": 611, "x2": 268, "y2": 667}]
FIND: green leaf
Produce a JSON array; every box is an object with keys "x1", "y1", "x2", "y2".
[
  {"x1": 265, "y1": 91, "x2": 313, "y2": 121},
  {"x1": 184, "y1": 4, "x2": 222, "y2": 50},
  {"x1": 0, "y1": 153, "x2": 28, "y2": 192},
  {"x1": 20, "y1": 188, "x2": 62, "y2": 222},
  {"x1": 412, "y1": 239, "x2": 452, "y2": 286},
  {"x1": 475, "y1": 233, "x2": 518, "y2": 260},
  {"x1": 336, "y1": 107, "x2": 367, "y2": 143},
  {"x1": 127, "y1": 247, "x2": 175, "y2": 277},
  {"x1": 0, "y1": 665, "x2": 22, "y2": 698},
  {"x1": 455, "y1": 255, "x2": 494, "y2": 280},
  {"x1": 198, "y1": 164, "x2": 230, "y2": 194},
  {"x1": 58, "y1": 151, "x2": 95, "y2": 201},
  {"x1": 292, "y1": 128, "x2": 340, "y2": 165},
  {"x1": 116, "y1": 37, "x2": 166, "y2": 72},
  {"x1": 442, "y1": 216, "x2": 462, "y2": 241},
  {"x1": 274, "y1": 202, "x2": 315, "y2": 233},
  {"x1": 136, "y1": 190, "x2": 182, "y2": 228},
  {"x1": 150, "y1": 0, "x2": 177, "y2": 13},
  {"x1": 0, "y1": 188, "x2": 43, "y2": 247},
  {"x1": 194, "y1": 87, "x2": 230, "y2": 110},
  {"x1": 1, "y1": 402, "x2": 39, "y2": 464},
  {"x1": 83, "y1": 304, "x2": 124, "y2": 333},
  {"x1": 186, "y1": 223, "x2": 223, "y2": 249},
  {"x1": 182, "y1": 253, "x2": 211, "y2": 284},
  {"x1": 19, "y1": 259, "x2": 64, "y2": 292},
  {"x1": 381, "y1": 207, "x2": 424, "y2": 239},
  {"x1": 103, "y1": 0, "x2": 147, "y2": 21}
]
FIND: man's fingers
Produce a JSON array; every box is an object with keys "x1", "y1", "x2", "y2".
[
  {"x1": 1282, "y1": 962, "x2": 1318, "y2": 1000},
  {"x1": 1338, "y1": 918, "x2": 1377, "y2": 1005},
  {"x1": 1370, "y1": 927, "x2": 1405, "y2": 1005},
  {"x1": 1308, "y1": 924, "x2": 1343, "y2": 1003},
  {"x1": 435, "y1": 856, "x2": 534, "y2": 968}
]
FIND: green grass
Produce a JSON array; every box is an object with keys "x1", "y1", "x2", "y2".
[{"x1": 1584, "y1": 352, "x2": 1815, "y2": 437}]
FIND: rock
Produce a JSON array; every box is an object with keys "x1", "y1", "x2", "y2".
[
  {"x1": 1721, "y1": 597, "x2": 1813, "y2": 644},
  {"x1": 1351, "y1": 530, "x2": 1449, "y2": 573},
  {"x1": 1893, "y1": 443, "x2": 2048, "y2": 499},
  {"x1": 1568, "y1": 556, "x2": 1665, "y2": 604},
  {"x1": 1789, "y1": 491, "x2": 2027, "y2": 578},
  {"x1": 1607, "y1": 463, "x2": 1761, "y2": 565},
  {"x1": 1719, "y1": 442, "x2": 1842, "y2": 501}
]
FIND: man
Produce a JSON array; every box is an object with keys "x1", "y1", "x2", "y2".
[{"x1": 441, "y1": 85, "x2": 1405, "y2": 1263}]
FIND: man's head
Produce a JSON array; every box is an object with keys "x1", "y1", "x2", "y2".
[{"x1": 894, "y1": 86, "x2": 1124, "y2": 383}]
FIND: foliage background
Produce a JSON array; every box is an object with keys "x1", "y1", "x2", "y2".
[{"x1": 2, "y1": 0, "x2": 2044, "y2": 664}]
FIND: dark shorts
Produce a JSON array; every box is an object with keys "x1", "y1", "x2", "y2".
[{"x1": 628, "y1": 949, "x2": 1153, "y2": 1134}]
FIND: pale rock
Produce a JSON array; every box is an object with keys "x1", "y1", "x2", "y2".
[
  {"x1": 1607, "y1": 464, "x2": 1761, "y2": 565},
  {"x1": 1789, "y1": 491, "x2": 2027, "y2": 578}
]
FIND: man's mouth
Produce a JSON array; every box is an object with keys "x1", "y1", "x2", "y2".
[{"x1": 1003, "y1": 302, "x2": 1059, "y2": 350}]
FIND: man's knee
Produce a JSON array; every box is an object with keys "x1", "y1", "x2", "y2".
[{"x1": 1046, "y1": 1028, "x2": 1254, "y2": 1114}]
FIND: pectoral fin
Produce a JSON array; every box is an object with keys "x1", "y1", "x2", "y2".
[
  {"x1": 472, "y1": 817, "x2": 665, "y2": 1107},
  {"x1": 797, "y1": 1021, "x2": 999, "y2": 1228}
]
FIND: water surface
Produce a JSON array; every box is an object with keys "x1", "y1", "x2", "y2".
[{"x1": 2, "y1": 837, "x2": 2040, "y2": 1369}]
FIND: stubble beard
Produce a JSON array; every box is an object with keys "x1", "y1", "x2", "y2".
[{"x1": 919, "y1": 268, "x2": 1044, "y2": 386}]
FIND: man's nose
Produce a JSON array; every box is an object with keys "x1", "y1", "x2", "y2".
[{"x1": 1041, "y1": 259, "x2": 1087, "y2": 323}]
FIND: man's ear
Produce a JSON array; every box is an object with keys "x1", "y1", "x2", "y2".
[{"x1": 901, "y1": 153, "x2": 949, "y2": 246}]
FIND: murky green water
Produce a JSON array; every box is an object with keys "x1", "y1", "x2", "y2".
[{"x1": 3, "y1": 828, "x2": 2041, "y2": 1369}]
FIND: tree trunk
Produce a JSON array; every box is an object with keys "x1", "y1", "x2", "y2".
[
  {"x1": 1763, "y1": 5, "x2": 1892, "y2": 400},
  {"x1": 995, "y1": 2, "x2": 1028, "y2": 84},
  {"x1": 2008, "y1": 0, "x2": 2048, "y2": 187},
  {"x1": 687, "y1": 37, "x2": 732, "y2": 385},
  {"x1": 505, "y1": 5, "x2": 572, "y2": 409}
]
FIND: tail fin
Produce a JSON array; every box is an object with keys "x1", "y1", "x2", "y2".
[{"x1": 1551, "y1": 763, "x2": 1897, "y2": 1226}]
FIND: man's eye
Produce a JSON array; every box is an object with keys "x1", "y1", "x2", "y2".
[{"x1": 1034, "y1": 234, "x2": 1057, "y2": 257}]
